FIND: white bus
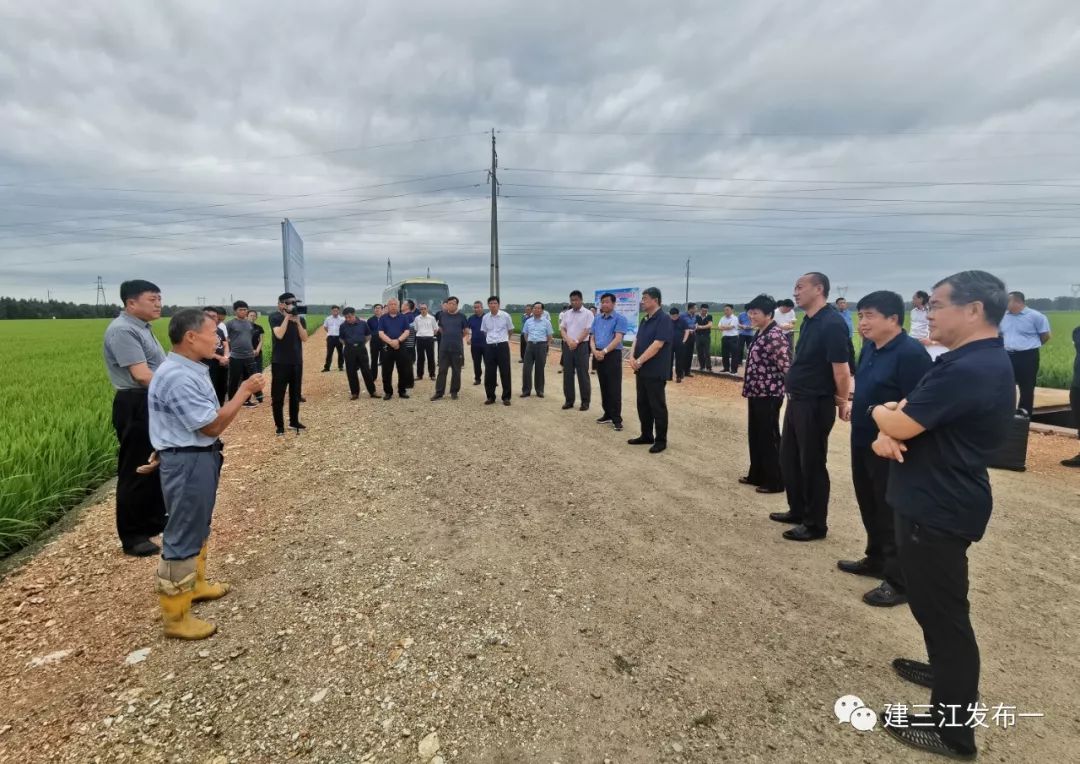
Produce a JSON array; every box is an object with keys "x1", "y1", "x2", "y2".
[{"x1": 381, "y1": 278, "x2": 451, "y2": 312}]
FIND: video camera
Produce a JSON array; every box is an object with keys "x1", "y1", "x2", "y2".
[{"x1": 285, "y1": 302, "x2": 308, "y2": 315}]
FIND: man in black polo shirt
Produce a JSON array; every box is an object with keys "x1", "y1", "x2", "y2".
[
  {"x1": 340, "y1": 307, "x2": 377, "y2": 399},
  {"x1": 693, "y1": 304, "x2": 714, "y2": 372},
  {"x1": 870, "y1": 270, "x2": 1013, "y2": 760},
  {"x1": 838, "y1": 291, "x2": 932, "y2": 607},
  {"x1": 268, "y1": 292, "x2": 308, "y2": 435},
  {"x1": 628, "y1": 287, "x2": 674, "y2": 453},
  {"x1": 770, "y1": 272, "x2": 851, "y2": 541},
  {"x1": 367, "y1": 304, "x2": 383, "y2": 385}
]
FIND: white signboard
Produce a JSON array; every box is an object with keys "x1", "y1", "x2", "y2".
[
  {"x1": 593, "y1": 287, "x2": 640, "y2": 342},
  {"x1": 281, "y1": 218, "x2": 305, "y2": 302}
]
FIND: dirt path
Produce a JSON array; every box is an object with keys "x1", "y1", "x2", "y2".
[{"x1": 2, "y1": 339, "x2": 1078, "y2": 763}]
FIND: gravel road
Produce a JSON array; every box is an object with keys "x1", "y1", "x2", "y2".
[{"x1": 2, "y1": 339, "x2": 1078, "y2": 763}]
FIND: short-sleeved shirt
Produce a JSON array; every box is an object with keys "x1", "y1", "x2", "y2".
[
  {"x1": 340, "y1": 319, "x2": 370, "y2": 345},
  {"x1": 886, "y1": 337, "x2": 1015, "y2": 541},
  {"x1": 559, "y1": 308, "x2": 594, "y2": 342},
  {"x1": 378, "y1": 312, "x2": 412, "y2": 342},
  {"x1": 413, "y1": 314, "x2": 438, "y2": 338},
  {"x1": 103, "y1": 312, "x2": 167, "y2": 390},
  {"x1": 481, "y1": 310, "x2": 514, "y2": 343},
  {"x1": 592, "y1": 311, "x2": 629, "y2": 349},
  {"x1": 634, "y1": 309, "x2": 675, "y2": 379},
  {"x1": 323, "y1": 315, "x2": 345, "y2": 337},
  {"x1": 838, "y1": 309, "x2": 854, "y2": 336},
  {"x1": 436, "y1": 311, "x2": 469, "y2": 353},
  {"x1": 670, "y1": 316, "x2": 686, "y2": 345},
  {"x1": 402, "y1": 310, "x2": 418, "y2": 347},
  {"x1": 909, "y1": 307, "x2": 930, "y2": 341},
  {"x1": 466, "y1": 314, "x2": 487, "y2": 347},
  {"x1": 268, "y1": 312, "x2": 305, "y2": 365},
  {"x1": 695, "y1": 314, "x2": 713, "y2": 331},
  {"x1": 785, "y1": 305, "x2": 851, "y2": 398},
  {"x1": 148, "y1": 353, "x2": 219, "y2": 449},
  {"x1": 738, "y1": 312, "x2": 754, "y2": 336},
  {"x1": 522, "y1": 314, "x2": 553, "y2": 343},
  {"x1": 226, "y1": 318, "x2": 256, "y2": 359},
  {"x1": 850, "y1": 331, "x2": 933, "y2": 447},
  {"x1": 999, "y1": 307, "x2": 1051, "y2": 352},
  {"x1": 679, "y1": 313, "x2": 696, "y2": 335},
  {"x1": 718, "y1": 315, "x2": 739, "y2": 337},
  {"x1": 774, "y1": 309, "x2": 797, "y2": 334},
  {"x1": 251, "y1": 322, "x2": 264, "y2": 352},
  {"x1": 743, "y1": 323, "x2": 791, "y2": 398}
]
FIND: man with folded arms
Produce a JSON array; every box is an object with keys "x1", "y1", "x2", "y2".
[{"x1": 149, "y1": 308, "x2": 264, "y2": 640}]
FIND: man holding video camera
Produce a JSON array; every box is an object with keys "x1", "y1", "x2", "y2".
[{"x1": 269, "y1": 292, "x2": 308, "y2": 435}]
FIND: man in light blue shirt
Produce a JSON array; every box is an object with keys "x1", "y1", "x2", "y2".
[
  {"x1": 149, "y1": 309, "x2": 264, "y2": 640},
  {"x1": 591, "y1": 292, "x2": 630, "y2": 430},
  {"x1": 520, "y1": 302, "x2": 554, "y2": 398},
  {"x1": 999, "y1": 291, "x2": 1052, "y2": 415},
  {"x1": 835, "y1": 298, "x2": 854, "y2": 337}
]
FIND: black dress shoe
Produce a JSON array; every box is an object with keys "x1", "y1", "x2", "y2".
[
  {"x1": 473, "y1": 380, "x2": 481, "y2": 385},
  {"x1": 399, "y1": 392, "x2": 410, "y2": 399},
  {"x1": 892, "y1": 657, "x2": 934, "y2": 689},
  {"x1": 122, "y1": 539, "x2": 160, "y2": 557},
  {"x1": 1062, "y1": 453, "x2": 1080, "y2": 467},
  {"x1": 430, "y1": 394, "x2": 444, "y2": 401},
  {"x1": 275, "y1": 427, "x2": 286, "y2": 436},
  {"x1": 613, "y1": 423, "x2": 623, "y2": 431},
  {"x1": 837, "y1": 557, "x2": 884, "y2": 577},
  {"x1": 782, "y1": 524, "x2": 827, "y2": 541},
  {"x1": 755, "y1": 486, "x2": 784, "y2": 494},
  {"x1": 369, "y1": 392, "x2": 379, "y2": 398},
  {"x1": 561, "y1": 402, "x2": 574, "y2": 410},
  {"x1": 350, "y1": 394, "x2": 359, "y2": 400},
  {"x1": 321, "y1": 368, "x2": 330, "y2": 373},
  {"x1": 450, "y1": 393, "x2": 458, "y2": 400},
  {"x1": 648, "y1": 441, "x2": 666, "y2": 453},
  {"x1": 883, "y1": 720, "x2": 975, "y2": 760},
  {"x1": 520, "y1": 393, "x2": 531, "y2": 398},
  {"x1": 300, "y1": 396, "x2": 307, "y2": 403},
  {"x1": 383, "y1": 394, "x2": 393, "y2": 400},
  {"x1": 596, "y1": 416, "x2": 612, "y2": 424},
  {"x1": 484, "y1": 399, "x2": 496, "y2": 405},
  {"x1": 627, "y1": 436, "x2": 655, "y2": 445},
  {"x1": 502, "y1": 399, "x2": 511, "y2": 406},
  {"x1": 537, "y1": 392, "x2": 544, "y2": 398},
  {"x1": 864, "y1": 581, "x2": 908, "y2": 607},
  {"x1": 737, "y1": 476, "x2": 757, "y2": 485},
  {"x1": 768, "y1": 511, "x2": 801, "y2": 524},
  {"x1": 290, "y1": 422, "x2": 306, "y2": 433},
  {"x1": 579, "y1": 403, "x2": 589, "y2": 411}
]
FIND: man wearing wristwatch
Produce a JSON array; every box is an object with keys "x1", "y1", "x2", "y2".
[
  {"x1": 770, "y1": 272, "x2": 853, "y2": 541},
  {"x1": 837, "y1": 291, "x2": 932, "y2": 607},
  {"x1": 591, "y1": 293, "x2": 630, "y2": 431}
]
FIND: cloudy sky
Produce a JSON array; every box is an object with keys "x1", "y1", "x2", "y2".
[{"x1": 2, "y1": 0, "x2": 1079, "y2": 307}]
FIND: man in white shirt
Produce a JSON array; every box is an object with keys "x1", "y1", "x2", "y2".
[
  {"x1": 480, "y1": 296, "x2": 515, "y2": 405},
  {"x1": 559, "y1": 289, "x2": 595, "y2": 411},
  {"x1": 413, "y1": 303, "x2": 438, "y2": 380},
  {"x1": 999, "y1": 291, "x2": 1052, "y2": 416},
  {"x1": 718, "y1": 304, "x2": 740, "y2": 374},
  {"x1": 321, "y1": 305, "x2": 345, "y2": 372},
  {"x1": 774, "y1": 299, "x2": 797, "y2": 352}
]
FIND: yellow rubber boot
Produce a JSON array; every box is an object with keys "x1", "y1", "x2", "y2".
[
  {"x1": 192, "y1": 542, "x2": 231, "y2": 603},
  {"x1": 157, "y1": 571, "x2": 217, "y2": 640}
]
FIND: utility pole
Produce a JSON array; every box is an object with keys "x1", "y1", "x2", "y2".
[
  {"x1": 386, "y1": 258, "x2": 392, "y2": 286},
  {"x1": 488, "y1": 128, "x2": 500, "y2": 299},
  {"x1": 684, "y1": 259, "x2": 690, "y2": 305},
  {"x1": 94, "y1": 276, "x2": 106, "y2": 316}
]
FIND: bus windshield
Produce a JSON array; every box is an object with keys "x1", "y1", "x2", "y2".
[{"x1": 402, "y1": 283, "x2": 449, "y2": 312}]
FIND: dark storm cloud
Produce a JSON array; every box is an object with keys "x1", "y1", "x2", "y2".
[{"x1": 1, "y1": 0, "x2": 1078, "y2": 306}]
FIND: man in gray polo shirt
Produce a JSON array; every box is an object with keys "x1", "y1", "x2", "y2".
[
  {"x1": 102, "y1": 279, "x2": 168, "y2": 557},
  {"x1": 226, "y1": 300, "x2": 259, "y2": 407},
  {"x1": 149, "y1": 308, "x2": 264, "y2": 640}
]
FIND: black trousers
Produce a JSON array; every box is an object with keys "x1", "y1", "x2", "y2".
[
  {"x1": 897, "y1": 515, "x2": 978, "y2": 755},
  {"x1": 720, "y1": 336, "x2": 740, "y2": 373},
  {"x1": 522, "y1": 341, "x2": 549, "y2": 395},
  {"x1": 271, "y1": 362, "x2": 302, "y2": 429},
  {"x1": 635, "y1": 375, "x2": 668, "y2": 442},
  {"x1": 780, "y1": 396, "x2": 836, "y2": 532},
  {"x1": 484, "y1": 341, "x2": 512, "y2": 401},
  {"x1": 851, "y1": 445, "x2": 904, "y2": 590},
  {"x1": 739, "y1": 334, "x2": 754, "y2": 369},
  {"x1": 324, "y1": 335, "x2": 343, "y2": 370},
  {"x1": 746, "y1": 397, "x2": 783, "y2": 490},
  {"x1": 416, "y1": 336, "x2": 436, "y2": 378},
  {"x1": 1072, "y1": 386, "x2": 1080, "y2": 435},
  {"x1": 562, "y1": 342, "x2": 591, "y2": 405},
  {"x1": 1007, "y1": 348, "x2": 1039, "y2": 415},
  {"x1": 435, "y1": 348, "x2": 464, "y2": 396},
  {"x1": 205, "y1": 359, "x2": 228, "y2": 405},
  {"x1": 681, "y1": 342, "x2": 695, "y2": 375},
  {"x1": 695, "y1": 332, "x2": 712, "y2": 370},
  {"x1": 520, "y1": 334, "x2": 527, "y2": 361},
  {"x1": 671, "y1": 341, "x2": 687, "y2": 379},
  {"x1": 111, "y1": 389, "x2": 166, "y2": 546},
  {"x1": 470, "y1": 344, "x2": 485, "y2": 383},
  {"x1": 381, "y1": 346, "x2": 412, "y2": 395},
  {"x1": 227, "y1": 357, "x2": 259, "y2": 402},
  {"x1": 404, "y1": 344, "x2": 416, "y2": 387},
  {"x1": 344, "y1": 343, "x2": 376, "y2": 396},
  {"x1": 596, "y1": 351, "x2": 623, "y2": 424},
  {"x1": 369, "y1": 338, "x2": 382, "y2": 382}
]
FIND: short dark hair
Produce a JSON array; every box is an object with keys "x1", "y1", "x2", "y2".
[
  {"x1": 699, "y1": 303, "x2": 709, "y2": 310},
  {"x1": 203, "y1": 307, "x2": 218, "y2": 317},
  {"x1": 532, "y1": 301, "x2": 544, "y2": 308},
  {"x1": 214, "y1": 307, "x2": 226, "y2": 316},
  {"x1": 232, "y1": 300, "x2": 248, "y2": 310},
  {"x1": 777, "y1": 298, "x2": 794, "y2": 308},
  {"x1": 686, "y1": 302, "x2": 696, "y2": 310},
  {"x1": 404, "y1": 299, "x2": 415, "y2": 310},
  {"x1": 724, "y1": 303, "x2": 734, "y2": 309},
  {"x1": 487, "y1": 295, "x2": 500, "y2": 304},
  {"x1": 169, "y1": 308, "x2": 212, "y2": 345},
  {"x1": 600, "y1": 292, "x2": 616, "y2": 303},
  {"x1": 669, "y1": 307, "x2": 681, "y2": 315},
  {"x1": 569, "y1": 290, "x2": 583, "y2": 299},
  {"x1": 856, "y1": 290, "x2": 905, "y2": 325},
  {"x1": 643, "y1": 286, "x2": 662, "y2": 302},
  {"x1": 120, "y1": 279, "x2": 160, "y2": 304},
  {"x1": 447, "y1": 296, "x2": 459, "y2": 304},
  {"x1": 278, "y1": 292, "x2": 295, "y2": 303},
  {"x1": 331, "y1": 305, "x2": 340, "y2": 310},
  {"x1": 745, "y1": 294, "x2": 777, "y2": 317},
  {"x1": 373, "y1": 303, "x2": 383, "y2": 309},
  {"x1": 473, "y1": 300, "x2": 483, "y2": 306},
  {"x1": 934, "y1": 270, "x2": 1008, "y2": 325},
  {"x1": 913, "y1": 290, "x2": 929, "y2": 304},
  {"x1": 342, "y1": 307, "x2": 356, "y2": 315},
  {"x1": 1008, "y1": 291, "x2": 1025, "y2": 303},
  {"x1": 803, "y1": 272, "x2": 830, "y2": 298}
]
